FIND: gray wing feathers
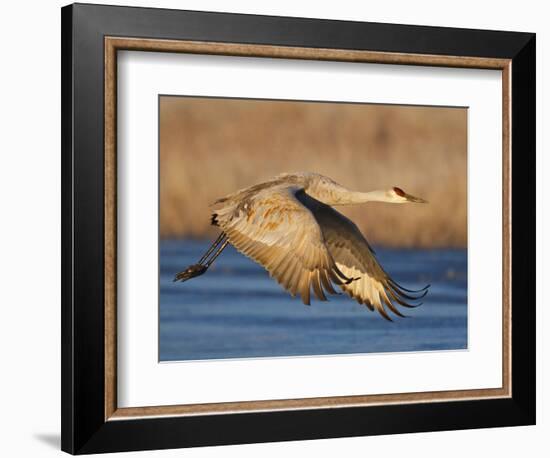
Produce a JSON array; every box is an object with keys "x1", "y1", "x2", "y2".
[
  {"x1": 314, "y1": 204, "x2": 427, "y2": 320},
  {"x1": 214, "y1": 185, "x2": 351, "y2": 305}
]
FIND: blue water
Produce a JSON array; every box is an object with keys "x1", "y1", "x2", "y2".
[{"x1": 160, "y1": 240, "x2": 467, "y2": 361}]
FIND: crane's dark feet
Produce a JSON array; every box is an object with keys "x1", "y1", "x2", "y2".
[{"x1": 173, "y1": 264, "x2": 208, "y2": 282}]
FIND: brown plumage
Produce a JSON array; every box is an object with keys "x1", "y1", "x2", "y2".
[{"x1": 175, "y1": 172, "x2": 429, "y2": 321}]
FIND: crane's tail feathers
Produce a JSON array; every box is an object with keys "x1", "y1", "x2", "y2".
[{"x1": 211, "y1": 212, "x2": 219, "y2": 226}]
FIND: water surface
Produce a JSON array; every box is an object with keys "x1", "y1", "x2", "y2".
[{"x1": 160, "y1": 240, "x2": 467, "y2": 361}]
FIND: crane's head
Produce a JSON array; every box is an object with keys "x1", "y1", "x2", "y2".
[{"x1": 388, "y1": 187, "x2": 428, "y2": 204}]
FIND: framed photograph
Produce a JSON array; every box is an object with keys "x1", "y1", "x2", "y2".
[{"x1": 61, "y1": 3, "x2": 536, "y2": 454}]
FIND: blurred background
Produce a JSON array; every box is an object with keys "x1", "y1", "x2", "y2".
[
  {"x1": 159, "y1": 96, "x2": 467, "y2": 361},
  {"x1": 160, "y1": 96, "x2": 467, "y2": 247}
]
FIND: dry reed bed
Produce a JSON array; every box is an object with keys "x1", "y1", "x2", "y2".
[{"x1": 160, "y1": 97, "x2": 467, "y2": 248}]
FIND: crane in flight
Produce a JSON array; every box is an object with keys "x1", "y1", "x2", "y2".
[{"x1": 174, "y1": 172, "x2": 429, "y2": 321}]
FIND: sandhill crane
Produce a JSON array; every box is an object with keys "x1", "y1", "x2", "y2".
[{"x1": 174, "y1": 172, "x2": 429, "y2": 321}]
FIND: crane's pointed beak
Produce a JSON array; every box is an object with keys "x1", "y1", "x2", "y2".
[{"x1": 405, "y1": 193, "x2": 428, "y2": 204}]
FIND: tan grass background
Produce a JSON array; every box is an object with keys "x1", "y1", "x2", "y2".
[{"x1": 160, "y1": 96, "x2": 467, "y2": 248}]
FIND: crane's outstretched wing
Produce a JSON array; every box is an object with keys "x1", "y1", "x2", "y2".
[
  {"x1": 212, "y1": 185, "x2": 353, "y2": 305},
  {"x1": 314, "y1": 204, "x2": 429, "y2": 321}
]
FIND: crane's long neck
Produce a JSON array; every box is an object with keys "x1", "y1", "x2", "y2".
[
  {"x1": 333, "y1": 190, "x2": 395, "y2": 205},
  {"x1": 308, "y1": 183, "x2": 392, "y2": 205}
]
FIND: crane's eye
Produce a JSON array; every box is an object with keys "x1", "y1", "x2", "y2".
[{"x1": 393, "y1": 187, "x2": 406, "y2": 197}]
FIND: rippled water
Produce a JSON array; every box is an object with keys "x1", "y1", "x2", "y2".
[{"x1": 160, "y1": 240, "x2": 467, "y2": 361}]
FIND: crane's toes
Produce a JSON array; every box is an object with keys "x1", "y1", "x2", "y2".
[{"x1": 173, "y1": 264, "x2": 208, "y2": 282}]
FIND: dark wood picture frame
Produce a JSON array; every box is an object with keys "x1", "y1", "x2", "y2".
[{"x1": 61, "y1": 3, "x2": 536, "y2": 454}]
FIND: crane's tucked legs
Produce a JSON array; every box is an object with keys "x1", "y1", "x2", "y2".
[{"x1": 173, "y1": 233, "x2": 229, "y2": 282}]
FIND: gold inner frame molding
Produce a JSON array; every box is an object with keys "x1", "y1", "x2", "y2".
[{"x1": 104, "y1": 36, "x2": 512, "y2": 421}]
